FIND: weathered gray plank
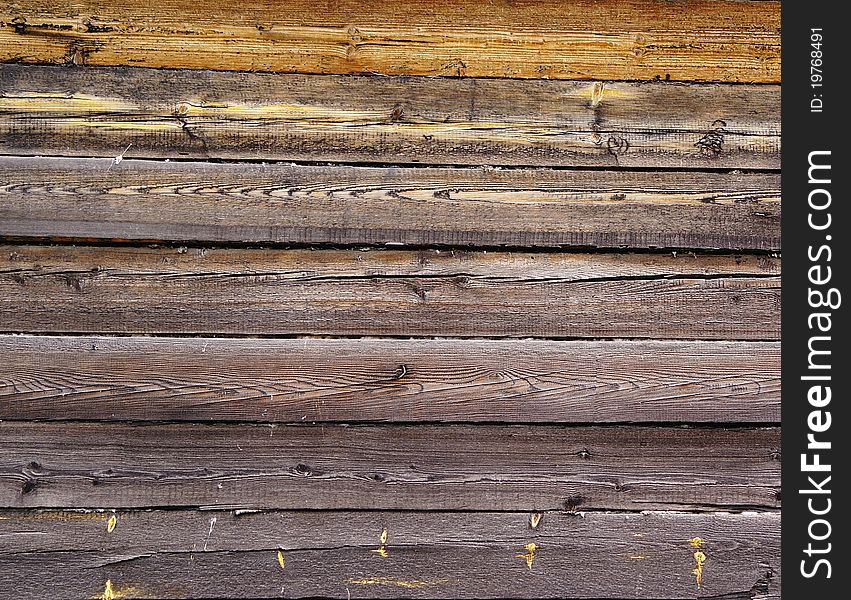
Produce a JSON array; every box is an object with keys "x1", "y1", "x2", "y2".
[
  {"x1": 0, "y1": 65, "x2": 780, "y2": 168},
  {"x1": 0, "y1": 422, "x2": 780, "y2": 511},
  {"x1": 0, "y1": 336, "x2": 781, "y2": 423},
  {"x1": 0, "y1": 157, "x2": 781, "y2": 250},
  {"x1": 0, "y1": 510, "x2": 780, "y2": 599},
  {"x1": 0, "y1": 245, "x2": 781, "y2": 339}
]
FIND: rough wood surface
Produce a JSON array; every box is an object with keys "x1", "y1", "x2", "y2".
[
  {"x1": 0, "y1": 510, "x2": 780, "y2": 599},
  {"x1": 0, "y1": 422, "x2": 780, "y2": 511},
  {"x1": 0, "y1": 0, "x2": 781, "y2": 83},
  {"x1": 0, "y1": 3, "x2": 783, "y2": 598},
  {"x1": 0, "y1": 245, "x2": 781, "y2": 339},
  {"x1": 0, "y1": 65, "x2": 780, "y2": 169},
  {"x1": 0, "y1": 157, "x2": 782, "y2": 250},
  {"x1": 0, "y1": 335, "x2": 781, "y2": 424}
]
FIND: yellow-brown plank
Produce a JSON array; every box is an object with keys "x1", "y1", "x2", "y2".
[
  {"x1": 0, "y1": 335, "x2": 781, "y2": 423},
  {"x1": 0, "y1": 421, "x2": 781, "y2": 510},
  {"x1": 0, "y1": 65, "x2": 780, "y2": 168},
  {"x1": 0, "y1": 157, "x2": 781, "y2": 250},
  {"x1": 0, "y1": 245, "x2": 780, "y2": 339},
  {"x1": 0, "y1": 0, "x2": 780, "y2": 83},
  {"x1": 0, "y1": 510, "x2": 780, "y2": 599}
]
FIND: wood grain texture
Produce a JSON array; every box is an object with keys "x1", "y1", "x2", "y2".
[
  {"x1": 0, "y1": 335, "x2": 781, "y2": 424},
  {"x1": 0, "y1": 510, "x2": 780, "y2": 599},
  {"x1": 0, "y1": 245, "x2": 781, "y2": 339},
  {"x1": 0, "y1": 157, "x2": 782, "y2": 250},
  {"x1": 0, "y1": 0, "x2": 780, "y2": 83},
  {"x1": 0, "y1": 422, "x2": 781, "y2": 511},
  {"x1": 0, "y1": 65, "x2": 780, "y2": 169}
]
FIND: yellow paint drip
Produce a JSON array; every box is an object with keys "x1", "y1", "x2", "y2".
[
  {"x1": 101, "y1": 580, "x2": 114, "y2": 600},
  {"x1": 349, "y1": 577, "x2": 443, "y2": 589},
  {"x1": 371, "y1": 527, "x2": 389, "y2": 557},
  {"x1": 688, "y1": 537, "x2": 704, "y2": 548},
  {"x1": 629, "y1": 554, "x2": 646, "y2": 560},
  {"x1": 516, "y1": 542, "x2": 538, "y2": 570},
  {"x1": 693, "y1": 550, "x2": 707, "y2": 588},
  {"x1": 106, "y1": 514, "x2": 117, "y2": 533},
  {"x1": 277, "y1": 549, "x2": 286, "y2": 570},
  {"x1": 91, "y1": 580, "x2": 138, "y2": 600}
]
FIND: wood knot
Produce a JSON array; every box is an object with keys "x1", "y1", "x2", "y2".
[
  {"x1": 21, "y1": 477, "x2": 37, "y2": 495},
  {"x1": 11, "y1": 16, "x2": 27, "y2": 33},
  {"x1": 606, "y1": 136, "x2": 630, "y2": 156},
  {"x1": 409, "y1": 282, "x2": 427, "y2": 301},
  {"x1": 62, "y1": 273, "x2": 88, "y2": 292},
  {"x1": 695, "y1": 120, "x2": 727, "y2": 157},
  {"x1": 293, "y1": 463, "x2": 312, "y2": 476},
  {"x1": 564, "y1": 495, "x2": 584, "y2": 511}
]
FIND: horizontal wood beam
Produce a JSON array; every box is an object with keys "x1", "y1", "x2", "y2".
[
  {"x1": 0, "y1": 157, "x2": 781, "y2": 250},
  {"x1": 0, "y1": 245, "x2": 781, "y2": 339},
  {"x1": 0, "y1": 1, "x2": 780, "y2": 83},
  {"x1": 0, "y1": 65, "x2": 780, "y2": 168},
  {"x1": 0, "y1": 509, "x2": 780, "y2": 598},
  {"x1": 0, "y1": 422, "x2": 781, "y2": 511},
  {"x1": 0, "y1": 336, "x2": 780, "y2": 423}
]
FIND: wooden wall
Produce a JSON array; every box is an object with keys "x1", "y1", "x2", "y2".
[{"x1": 0, "y1": 1, "x2": 780, "y2": 598}]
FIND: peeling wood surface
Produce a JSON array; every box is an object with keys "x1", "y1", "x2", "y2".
[
  {"x1": 0, "y1": 336, "x2": 780, "y2": 423},
  {"x1": 0, "y1": 245, "x2": 781, "y2": 339},
  {"x1": 0, "y1": 65, "x2": 780, "y2": 169},
  {"x1": 0, "y1": 0, "x2": 780, "y2": 83},
  {"x1": 0, "y1": 510, "x2": 780, "y2": 599},
  {"x1": 0, "y1": 157, "x2": 781, "y2": 250},
  {"x1": 0, "y1": 422, "x2": 780, "y2": 511}
]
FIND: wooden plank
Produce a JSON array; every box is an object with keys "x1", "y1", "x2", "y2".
[
  {"x1": 0, "y1": 0, "x2": 780, "y2": 83},
  {"x1": 0, "y1": 157, "x2": 782, "y2": 250},
  {"x1": 0, "y1": 422, "x2": 781, "y2": 510},
  {"x1": 0, "y1": 336, "x2": 781, "y2": 423},
  {"x1": 0, "y1": 510, "x2": 780, "y2": 599},
  {"x1": 0, "y1": 245, "x2": 781, "y2": 339},
  {"x1": 0, "y1": 65, "x2": 780, "y2": 169}
]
